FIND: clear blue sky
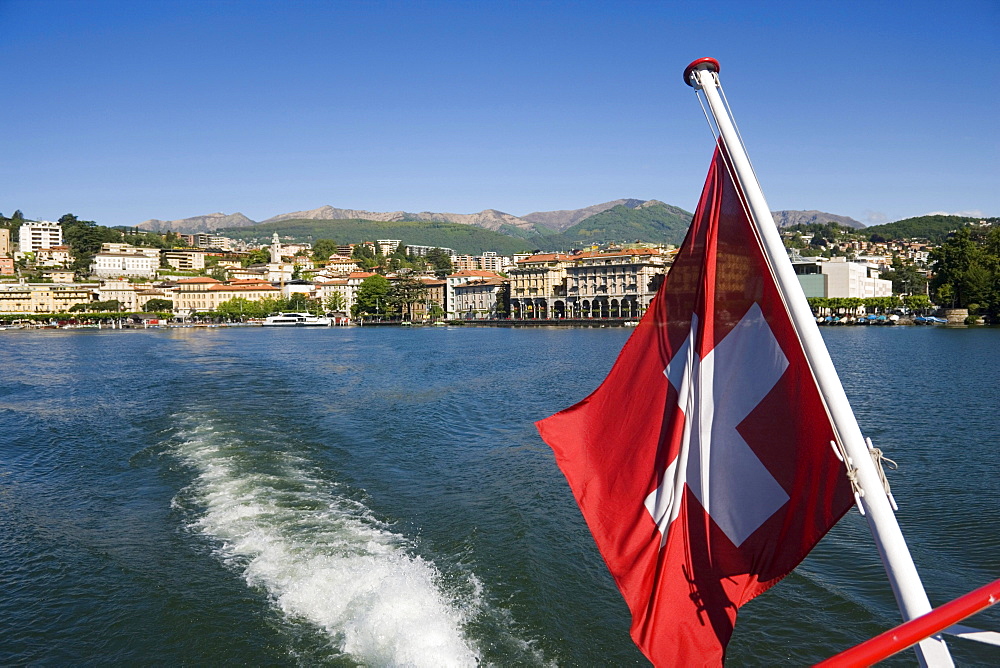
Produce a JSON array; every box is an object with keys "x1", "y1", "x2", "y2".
[{"x1": 2, "y1": 0, "x2": 997, "y2": 228}]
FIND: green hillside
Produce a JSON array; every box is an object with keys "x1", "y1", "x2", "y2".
[
  {"x1": 218, "y1": 218, "x2": 534, "y2": 255},
  {"x1": 537, "y1": 202, "x2": 693, "y2": 250},
  {"x1": 864, "y1": 215, "x2": 999, "y2": 243}
]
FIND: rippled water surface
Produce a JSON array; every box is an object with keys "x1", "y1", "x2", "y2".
[{"x1": 0, "y1": 325, "x2": 996, "y2": 665}]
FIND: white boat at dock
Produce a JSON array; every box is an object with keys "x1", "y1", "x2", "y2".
[{"x1": 262, "y1": 313, "x2": 333, "y2": 327}]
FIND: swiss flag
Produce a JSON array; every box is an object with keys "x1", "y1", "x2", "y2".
[{"x1": 537, "y1": 146, "x2": 854, "y2": 666}]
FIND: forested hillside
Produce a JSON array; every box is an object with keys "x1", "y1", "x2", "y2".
[
  {"x1": 865, "y1": 215, "x2": 999, "y2": 242},
  {"x1": 218, "y1": 218, "x2": 534, "y2": 255},
  {"x1": 539, "y1": 202, "x2": 693, "y2": 249}
]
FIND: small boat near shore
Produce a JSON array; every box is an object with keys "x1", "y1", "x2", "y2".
[{"x1": 262, "y1": 313, "x2": 332, "y2": 327}]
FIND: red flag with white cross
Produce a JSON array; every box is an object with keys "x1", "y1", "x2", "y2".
[{"x1": 536, "y1": 145, "x2": 854, "y2": 667}]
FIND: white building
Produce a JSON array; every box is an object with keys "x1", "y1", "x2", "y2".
[
  {"x1": 445, "y1": 270, "x2": 504, "y2": 317},
  {"x1": 377, "y1": 239, "x2": 401, "y2": 256},
  {"x1": 19, "y1": 221, "x2": 63, "y2": 253},
  {"x1": 792, "y1": 256, "x2": 893, "y2": 299},
  {"x1": 98, "y1": 280, "x2": 139, "y2": 311},
  {"x1": 34, "y1": 246, "x2": 73, "y2": 267},
  {"x1": 405, "y1": 244, "x2": 454, "y2": 257},
  {"x1": 91, "y1": 253, "x2": 159, "y2": 279},
  {"x1": 162, "y1": 250, "x2": 207, "y2": 271},
  {"x1": 453, "y1": 278, "x2": 507, "y2": 319},
  {"x1": 315, "y1": 271, "x2": 377, "y2": 313}
]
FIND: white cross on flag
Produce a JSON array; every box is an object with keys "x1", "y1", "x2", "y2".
[{"x1": 537, "y1": 145, "x2": 854, "y2": 667}]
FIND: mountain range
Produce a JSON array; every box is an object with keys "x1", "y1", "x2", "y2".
[{"x1": 137, "y1": 201, "x2": 863, "y2": 238}]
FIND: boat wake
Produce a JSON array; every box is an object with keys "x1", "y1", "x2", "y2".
[{"x1": 168, "y1": 416, "x2": 481, "y2": 666}]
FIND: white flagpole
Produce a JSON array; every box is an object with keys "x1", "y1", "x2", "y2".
[{"x1": 684, "y1": 58, "x2": 953, "y2": 667}]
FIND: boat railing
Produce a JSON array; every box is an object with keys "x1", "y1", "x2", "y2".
[{"x1": 815, "y1": 577, "x2": 1000, "y2": 666}]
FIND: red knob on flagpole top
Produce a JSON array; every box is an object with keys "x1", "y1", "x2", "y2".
[{"x1": 684, "y1": 57, "x2": 720, "y2": 86}]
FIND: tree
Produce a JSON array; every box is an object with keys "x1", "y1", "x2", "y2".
[
  {"x1": 312, "y1": 238, "x2": 339, "y2": 262},
  {"x1": 325, "y1": 292, "x2": 346, "y2": 313},
  {"x1": 144, "y1": 298, "x2": 174, "y2": 312},
  {"x1": 930, "y1": 227, "x2": 986, "y2": 308},
  {"x1": 351, "y1": 244, "x2": 379, "y2": 270},
  {"x1": 428, "y1": 302, "x2": 445, "y2": 320},
  {"x1": 928, "y1": 225, "x2": 1000, "y2": 321},
  {"x1": 903, "y1": 294, "x2": 932, "y2": 314},
  {"x1": 388, "y1": 276, "x2": 427, "y2": 321},
  {"x1": 880, "y1": 256, "x2": 927, "y2": 295},
  {"x1": 425, "y1": 247, "x2": 453, "y2": 277},
  {"x1": 352, "y1": 274, "x2": 392, "y2": 318},
  {"x1": 242, "y1": 249, "x2": 270, "y2": 266},
  {"x1": 58, "y1": 214, "x2": 124, "y2": 271},
  {"x1": 284, "y1": 292, "x2": 316, "y2": 313}
]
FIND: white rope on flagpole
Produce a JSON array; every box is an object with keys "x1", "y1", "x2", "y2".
[{"x1": 684, "y1": 58, "x2": 954, "y2": 668}]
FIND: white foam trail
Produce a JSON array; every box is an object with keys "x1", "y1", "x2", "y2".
[{"x1": 172, "y1": 421, "x2": 480, "y2": 667}]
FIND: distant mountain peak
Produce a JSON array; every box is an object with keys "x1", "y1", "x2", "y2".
[
  {"x1": 522, "y1": 199, "x2": 650, "y2": 232},
  {"x1": 138, "y1": 212, "x2": 256, "y2": 233},
  {"x1": 770, "y1": 210, "x2": 865, "y2": 229}
]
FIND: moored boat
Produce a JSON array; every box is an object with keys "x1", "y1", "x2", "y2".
[{"x1": 262, "y1": 313, "x2": 332, "y2": 327}]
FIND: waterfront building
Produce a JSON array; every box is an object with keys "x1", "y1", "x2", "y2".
[
  {"x1": 172, "y1": 277, "x2": 283, "y2": 315},
  {"x1": 316, "y1": 278, "x2": 351, "y2": 312},
  {"x1": 564, "y1": 248, "x2": 671, "y2": 319},
  {"x1": 98, "y1": 280, "x2": 139, "y2": 311},
  {"x1": 136, "y1": 287, "x2": 171, "y2": 310},
  {"x1": 316, "y1": 271, "x2": 378, "y2": 315},
  {"x1": 0, "y1": 282, "x2": 97, "y2": 314},
  {"x1": 18, "y1": 221, "x2": 63, "y2": 253},
  {"x1": 508, "y1": 248, "x2": 672, "y2": 319},
  {"x1": 792, "y1": 256, "x2": 893, "y2": 299},
  {"x1": 171, "y1": 277, "x2": 224, "y2": 314},
  {"x1": 411, "y1": 277, "x2": 446, "y2": 320},
  {"x1": 207, "y1": 281, "x2": 281, "y2": 312},
  {"x1": 444, "y1": 269, "x2": 504, "y2": 317},
  {"x1": 453, "y1": 278, "x2": 508, "y2": 319},
  {"x1": 507, "y1": 254, "x2": 572, "y2": 319}
]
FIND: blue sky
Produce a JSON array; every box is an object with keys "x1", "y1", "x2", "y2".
[{"x1": 1, "y1": 0, "x2": 997, "y2": 228}]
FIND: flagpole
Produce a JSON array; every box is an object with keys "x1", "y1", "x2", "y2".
[{"x1": 684, "y1": 57, "x2": 953, "y2": 667}]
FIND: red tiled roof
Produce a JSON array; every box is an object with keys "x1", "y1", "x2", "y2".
[
  {"x1": 208, "y1": 283, "x2": 279, "y2": 292},
  {"x1": 453, "y1": 277, "x2": 507, "y2": 288},
  {"x1": 175, "y1": 277, "x2": 222, "y2": 284},
  {"x1": 515, "y1": 253, "x2": 571, "y2": 264},
  {"x1": 571, "y1": 248, "x2": 664, "y2": 260},
  {"x1": 447, "y1": 269, "x2": 503, "y2": 278}
]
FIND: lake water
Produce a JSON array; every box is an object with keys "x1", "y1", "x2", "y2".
[{"x1": 0, "y1": 325, "x2": 997, "y2": 666}]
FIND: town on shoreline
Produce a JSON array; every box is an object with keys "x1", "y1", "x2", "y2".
[{"x1": 2, "y1": 214, "x2": 998, "y2": 328}]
